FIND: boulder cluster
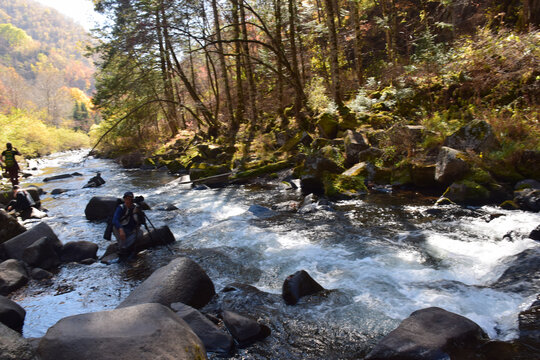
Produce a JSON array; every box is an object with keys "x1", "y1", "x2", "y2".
[{"x1": 132, "y1": 120, "x2": 539, "y2": 211}]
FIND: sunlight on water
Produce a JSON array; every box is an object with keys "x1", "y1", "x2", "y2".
[{"x1": 11, "y1": 150, "x2": 540, "y2": 347}]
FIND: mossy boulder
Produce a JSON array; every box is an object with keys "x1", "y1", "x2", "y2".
[
  {"x1": 232, "y1": 160, "x2": 294, "y2": 180},
  {"x1": 344, "y1": 130, "x2": 370, "y2": 166},
  {"x1": 367, "y1": 113, "x2": 395, "y2": 129},
  {"x1": 436, "y1": 147, "x2": 470, "y2": 184},
  {"x1": 442, "y1": 180, "x2": 491, "y2": 205},
  {"x1": 499, "y1": 200, "x2": 519, "y2": 210},
  {"x1": 485, "y1": 159, "x2": 524, "y2": 183},
  {"x1": 443, "y1": 119, "x2": 499, "y2": 153},
  {"x1": 316, "y1": 113, "x2": 339, "y2": 139},
  {"x1": 515, "y1": 150, "x2": 540, "y2": 180},
  {"x1": 189, "y1": 163, "x2": 230, "y2": 181},
  {"x1": 323, "y1": 173, "x2": 367, "y2": 199},
  {"x1": 343, "y1": 162, "x2": 373, "y2": 178},
  {"x1": 304, "y1": 146, "x2": 345, "y2": 175},
  {"x1": 278, "y1": 131, "x2": 313, "y2": 152}
]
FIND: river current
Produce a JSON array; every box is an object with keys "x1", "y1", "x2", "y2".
[{"x1": 10, "y1": 150, "x2": 540, "y2": 358}]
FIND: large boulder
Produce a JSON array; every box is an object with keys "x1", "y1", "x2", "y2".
[
  {"x1": 443, "y1": 119, "x2": 499, "y2": 153},
  {"x1": 492, "y1": 248, "x2": 540, "y2": 295},
  {"x1": 515, "y1": 150, "x2": 540, "y2": 180},
  {"x1": 435, "y1": 147, "x2": 470, "y2": 184},
  {"x1": 365, "y1": 307, "x2": 489, "y2": 360},
  {"x1": 0, "y1": 296, "x2": 25, "y2": 333},
  {"x1": 172, "y1": 302, "x2": 234, "y2": 355},
  {"x1": 1, "y1": 222, "x2": 59, "y2": 261},
  {"x1": 0, "y1": 209, "x2": 25, "y2": 245},
  {"x1": 518, "y1": 296, "x2": 540, "y2": 350},
  {"x1": 282, "y1": 270, "x2": 325, "y2": 305},
  {"x1": 514, "y1": 188, "x2": 540, "y2": 212},
  {"x1": 22, "y1": 237, "x2": 62, "y2": 270},
  {"x1": 222, "y1": 310, "x2": 271, "y2": 348},
  {"x1": 441, "y1": 180, "x2": 491, "y2": 205},
  {"x1": 60, "y1": 241, "x2": 98, "y2": 263},
  {"x1": 101, "y1": 226, "x2": 175, "y2": 262},
  {"x1": 117, "y1": 257, "x2": 215, "y2": 309},
  {"x1": 0, "y1": 260, "x2": 28, "y2": 296},
  {"x1": 344, "y1": 130, "x2": 370, "y2": 166},
  {"x1": 0, "y1": 322, "x2": 38, "y2": 360},
  {"x1": 84, "y1": 196, "x2": 120, "y2": 221},
  {"x1": 37, "y1": 303, "x2": 207, "y2": 360},
  {"x1": 530, "y1": 225, "x2": 540, "y2": 241}
]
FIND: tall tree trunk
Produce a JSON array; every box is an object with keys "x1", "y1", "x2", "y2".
[
  {"x1": 156, "y1": 6, "x2": 178, "y2": 136},
  {"x1": 349, "y1": 0, "x2": 363, "y2": 85},
  {"x1": 240, "y1": 0, "x2": 258, "y2": 124},
  {"x1": 274, "y1": 0, "x2": 284, "y2": 116},
  {"x1": 323, "y1": 0, "x2": 342, "y2": 106},
  {"x1": 211, "y1": 0, "x2": 235, "y2": 126},
  {"x1": 231, "y1": 0, "x2": 245, "y2": 128},
  {"x1": 288, "y1": 0, "x2": 304, "y2": 122}
]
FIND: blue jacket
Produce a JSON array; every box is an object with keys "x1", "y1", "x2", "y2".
[{"x1": 112, "y1": 204, "x2": 141, "y2": 236}]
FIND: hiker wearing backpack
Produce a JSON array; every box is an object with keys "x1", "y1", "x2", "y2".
[
  {"x1": 1, "y1": 143, "x2": 21, "y2": 186},
  {"x1": 112, "y1": 191, "x2": 145, "y2": 261}
]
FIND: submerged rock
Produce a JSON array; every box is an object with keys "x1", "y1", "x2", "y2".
[
  {"x1": 492, "y1": 248, "x2": 540, "y2": 295},
  {"x1": 365, "y1": 307, "x2": 489, "y2": 360},
  {"x1": 518, "y1": 295, "x2": 540, "y2": 351},
  {"x1": 37, "y1": 303, "x2": 206, "y2": 360}
]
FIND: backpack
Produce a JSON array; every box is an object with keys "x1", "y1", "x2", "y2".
[{"x1": 3, "y1": 150, "x2": 16, "y2": 168}]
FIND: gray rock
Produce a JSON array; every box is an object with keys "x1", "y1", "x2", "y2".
[
  {"x1": 172, "y1": 302, "x2": 234, "y2": 355},
  {"x1": 492, "y1": 248, "x2": 540, "y2": 295},
  {"x1": 435, "y1": 147, "x2": 469, "y2": 184},
  {"x1": 530, "y1": 225, "x2": 540, "y2": 241},
  {"x1": 443, "y1": 119, "x2": 499, "y2": 153},
  {"x1": 0, "y1": 260, "x2": 28, "y2": 296},
  {"x1": 282, "y1": 270, "x2": 325, "y2": 305},
  {"x1": 84, "y1": 197, "x2": 120, "y2": 221},
  {"x1": 0, "y1": 209, "x2": 26, "y2": 245},
  {"x1": 222, "y1": 310, "x2": 271, "y2": 348},
  {"x1": 518, "y1": 295, "x2": 540, "y2": 350},
  {"x1": 344, "y1": 130, "x2": 370, "y2": 166},
  {"x1": 0, "y1": 295, "x2": 25, "y2": 333},
  {"x1": 60, "y1": 241, "x2": 98, "y2": 263},
  {"x1": 22, "y1": 237, "x2": 62, "y2": 270},
  {"x1": 0, "y1": 322, "x2": 38, "y2": 360},
  {"x1": 50, "y1": 189, "x2": 69, "y2": 195},
  {"x1": 117, "y1": 257, "x2": 215, "y2": 309},
  {"x1": 37, "y1": 303, "x2": 207, "y2": 360},
  {"x1": 1, "y1": 222, "x2": 59, "y2": 261},
  {"x1": 30, "y1": 268, "x2": 53, "y2": 280},
  {"x1": 514, "y1": 188, "x2": 540, "y2": 212},
  {"x1": 365, "y1": 307, "x2": 489, "y2": 360}
]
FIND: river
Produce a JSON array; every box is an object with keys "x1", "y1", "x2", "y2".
[{"x1": 10, "y1": 150, "x2": 540, "y2": 358}]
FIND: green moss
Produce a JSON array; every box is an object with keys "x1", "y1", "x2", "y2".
[
  {"x1": 443, "y1": 180, "x2": 490, "y2": 204},
  {"x1": 189, "y1": 163, "x2": 230, "y2": 180},
  {"x1": 499, "y1": 200, "x2": 519, "y2": 210},
  {"x1": 232, "y1": 160, "x2": 293, "y2": 179},
  {"x1": 317, "y1": 113, "x2": 339, "y2": 139},
  {"x1": 467, "y1": 167, "x2": 494, "y2": 185},
  {"x1": 320, "y1": 145, "x2": 345, "y2": 168},
  {"x1": 278, "y1": 131, "x2": 312, "y2": 152},
  {"x1": 323, "y1": 173, "x2": 367, "y2": 198}
]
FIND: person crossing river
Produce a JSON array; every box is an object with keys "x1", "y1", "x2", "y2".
[
  {"x1": 112, "y1": 191, "x2": 146, "y2": 261},
  {"x1": 1, "y1": 143, "x2": 21, "y2": 186}
]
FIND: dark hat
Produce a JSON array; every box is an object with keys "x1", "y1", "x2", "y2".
[{"x1": 123, "y1": 191, "x2": 134, "y2": 198}]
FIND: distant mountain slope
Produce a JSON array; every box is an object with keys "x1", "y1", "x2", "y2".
[{"x1": 0, "y1": 0, "x2": 94, "y2": 90}]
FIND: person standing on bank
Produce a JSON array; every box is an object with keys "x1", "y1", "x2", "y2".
[
  {"x1": 1, "y1": 143, "x2": 21, "y2": 186},
  {"x1": 112, "y1": 191, "x2": 145, "y2": 260}
]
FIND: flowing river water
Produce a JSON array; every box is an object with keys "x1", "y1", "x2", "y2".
[{"x1": 10, "y1": 150, "x2": 540, "y2": 359}]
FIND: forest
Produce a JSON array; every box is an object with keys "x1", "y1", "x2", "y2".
[
  {"x1": 90, "y1": 0, "x2": 538, "y2": 147},
  {"x1": 0, "y1": 0, "x2": 96, "y2": 157}
]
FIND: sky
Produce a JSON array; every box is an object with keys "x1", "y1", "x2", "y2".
[{"x1": 33, "y1": 0, "x2": 106, "y2": 31}]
